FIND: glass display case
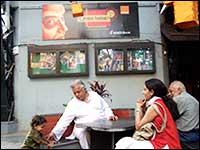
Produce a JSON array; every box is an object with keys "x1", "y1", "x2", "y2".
[
  {"x1": 28, "y1": 44, "x2": 88, "y2": 78},
  {"x1": 95, "y1": 42, "x2": 156, "y2": 75}
]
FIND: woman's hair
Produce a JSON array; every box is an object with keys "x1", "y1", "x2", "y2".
[
  {"x1": 31, "y1": 115, "x2": 47, "y2": 128},
  {"x1": 145, "y1": 78, "x2": 180, "y2": 121}
]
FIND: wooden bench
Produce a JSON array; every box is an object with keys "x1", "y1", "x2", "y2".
[
  {"x1": 40, "y1": 109, "x2": 134, "y2": 149},
  {"x1": 113, "y1": 108, "x2": 135, "y2": 119},
  {"x1": 41, "y1": 113, "x2": 74, "y2": 138},
  {"x1": 40, "y1": 113, "x2": 80, "y2": 149}
]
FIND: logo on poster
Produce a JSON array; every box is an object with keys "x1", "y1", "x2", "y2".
[
  {"x1": 109, "y1": 30, "x2": 131, "y2": 35},
  {"x1": 77, "y1": 9, "x2": 117, "y2": 28}
]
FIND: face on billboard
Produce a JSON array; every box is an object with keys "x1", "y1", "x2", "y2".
[
  {"x1": 42, "y1": 4, "x2": 68, "y2": 40},
  {"x1": 42, "y1": 3, "x2": 139, "y2": 40}
]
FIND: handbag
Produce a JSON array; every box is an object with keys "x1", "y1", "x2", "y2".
[{"x1": 132, "y1": 102, "x2": 167, "y2": 141}]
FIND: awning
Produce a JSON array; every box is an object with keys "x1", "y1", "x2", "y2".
[
  {"x1": 161, "y1": 23, "x2": 199, "y2": 42},
  {"x1": 162, "y1": 1, "x2": 199, "y2": 29}
]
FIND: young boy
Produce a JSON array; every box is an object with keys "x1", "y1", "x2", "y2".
[{"x1": 21, "y1": 115, "x2": 54, "y2": 149}]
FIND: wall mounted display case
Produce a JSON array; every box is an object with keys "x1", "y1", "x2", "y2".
[
  {"x1": 28, "y1": 44, "x2": 88, "y2": 78},
  {"x1": 95, "y1": 42, "x2": 156, "y2": 75}
]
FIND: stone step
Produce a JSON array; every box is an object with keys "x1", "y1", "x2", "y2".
[{"x1": 1, "y1": 120, "x2": 18, "y2": 134}]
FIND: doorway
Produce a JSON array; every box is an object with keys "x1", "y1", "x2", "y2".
[{"x1": 167, "y1": 41, "x2": 200, "y2": 100}]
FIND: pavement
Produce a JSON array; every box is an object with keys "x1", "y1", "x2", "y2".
[{"x1": 1, "y1": 131, "x2": 27, "y2": 149}]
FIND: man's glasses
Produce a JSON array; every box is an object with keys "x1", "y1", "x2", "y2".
[{"x1": 42, "y1": 16, "x2": 65, "y2": 29}]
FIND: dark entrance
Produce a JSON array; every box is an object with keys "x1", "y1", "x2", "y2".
[
  {"x1": 160, "y1": 2, "x2": 199, "y2": 100},
  {"x1": 167, "y1": 41, "x2": 199, "y2": 100}
]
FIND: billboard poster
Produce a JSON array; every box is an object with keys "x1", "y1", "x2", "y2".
[{"x1": 42, "y1": 3, "x2": 139, "y2": 40}]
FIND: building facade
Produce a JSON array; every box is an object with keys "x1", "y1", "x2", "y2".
[{"x1": 10, "y1": 1, "x2": 167, "y2": 132}]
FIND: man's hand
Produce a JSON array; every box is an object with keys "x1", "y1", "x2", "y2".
[
  {"x1": 109, "y1": 115, "x2": 118, "y2": 121},
  {"x1": 46, "y1": 132, "x2": 56, "y2": 141},
  {"x1": 47, "y1": 140, "x2": 55, "y2": 149}
]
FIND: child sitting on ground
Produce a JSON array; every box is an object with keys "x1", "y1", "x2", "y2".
[{"x1": 21, "y1": 115, "x2": 54, "y2": 149}]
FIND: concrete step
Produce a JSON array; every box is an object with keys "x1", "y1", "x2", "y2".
[
  {"x1": 1, "y1": 131, "x2": 27, "y2": 149},
  {"x1": 1, "y1": 120, "x2": 18, "y2": 134}
]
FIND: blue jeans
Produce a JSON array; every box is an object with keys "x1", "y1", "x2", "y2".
[{"x1": 179, "y1": 129, "x2": 199, "y2": 142}]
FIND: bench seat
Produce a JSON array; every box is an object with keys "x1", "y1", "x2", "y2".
[
  {"x1": 41, "y1": 108, "x2": 134, "y2": 149},
  {"x1": 41, "y1": 138, "x2": 81, "y2": 149}
]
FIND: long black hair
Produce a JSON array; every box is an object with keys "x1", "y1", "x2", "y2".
[{"x1": 145, "y1": 78, "x2": 180, "y2": 121}]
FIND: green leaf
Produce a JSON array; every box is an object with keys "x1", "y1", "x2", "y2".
[
  {"x1": 63, "y1": 104, "x2": 67, "y2": 107},
  {"x1": 88, "y1": 80, "x2": 112, "y2": 102}
]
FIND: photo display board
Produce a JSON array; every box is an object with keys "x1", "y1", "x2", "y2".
[
  {"x1": 28, "y1": 44, "x2": 88, "y2": 78},
  {"x1": 95, "y1": 42, "x2": 156, "y2": 75}
]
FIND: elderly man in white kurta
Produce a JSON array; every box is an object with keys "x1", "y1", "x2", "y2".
[{"x1": 47, "y1": 80, "x2": 118, "y2": 149}]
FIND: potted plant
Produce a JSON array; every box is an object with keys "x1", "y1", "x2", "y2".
[{"x1": 88, "y1": 80, "x2": 112, "y2": 102}]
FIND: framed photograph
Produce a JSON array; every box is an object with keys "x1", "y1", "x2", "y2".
[
  {"x1": 59, "y1": 48, "x2": 88, "y2": 76},
  {"x1": 30, "y1": 51, "x2": 57, "y2": 74},
  {"x1": 95, "y1": 42, "x2": 156, "y2": 75},
  {"x1": 28, "y1": 44, "x2": 89, "y2": 78},
  {"x1": 95, "y1": 46, "x2": 125, "y2": 75},
  {"x1": 126, "y1": 42, "x2": 156, "y2": 73}
]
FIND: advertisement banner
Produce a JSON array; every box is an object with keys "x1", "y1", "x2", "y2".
[{"x1": 42, "y1": 3, "x2": 139, "y2": 40}]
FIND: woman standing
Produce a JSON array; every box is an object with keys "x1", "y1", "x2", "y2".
[{"x1": 115, "y1": 78, "x2": 181, "y2": 149}]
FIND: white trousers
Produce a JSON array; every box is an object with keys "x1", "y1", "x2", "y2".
[
  {"x1": 66, "y1": 127, "x2": 90, "y2": 149},
  {"x1": 115, "y1": 137, "x2": 154, "y2": 149},
  {"x1": 115, "y1": 137, "x2": 169, "y2": 149}
]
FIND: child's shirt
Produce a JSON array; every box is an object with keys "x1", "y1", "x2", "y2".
[{"x1": 21, "y1": 129, "x2": 44, "y2": 149}]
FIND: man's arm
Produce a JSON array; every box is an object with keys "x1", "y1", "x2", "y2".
[
  {"x1": 98, "y1": 93, "x2": 118, "y2": 120},
  {"x1": 174, "y1": 96, "x2": 187, "y2": 117},
  {"x1": 48, "y1": 101, "x2": 76, "y2": 141}
]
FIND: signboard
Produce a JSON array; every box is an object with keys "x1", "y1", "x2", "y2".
[{"x1": 42, "y1": 3, "x2": 139, "y2": 40}]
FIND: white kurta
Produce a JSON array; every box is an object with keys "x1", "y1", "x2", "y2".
[{"x1": 51, "y1": 91, "x2": 114, "y2": 149}]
